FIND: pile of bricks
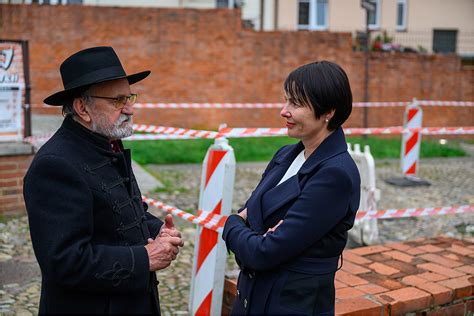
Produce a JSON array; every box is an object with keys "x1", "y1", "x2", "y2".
[{"x1": 223, "y1": 236, "x2": 473, "y2": 315}]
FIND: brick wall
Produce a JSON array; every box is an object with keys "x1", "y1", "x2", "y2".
[
  {"x1": 0, "y1": 153, "x2": 33, "y2": 215},
  {"x1": 223, "y1": 237, "x2": 474, "y2": 315},
  {"x1": 2, "y1": 4, "x2": 473, "y2": 129}
]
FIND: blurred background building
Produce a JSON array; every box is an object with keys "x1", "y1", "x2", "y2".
[{"x1": 2, "y1": 0, "x2": 473, "y2": 56}]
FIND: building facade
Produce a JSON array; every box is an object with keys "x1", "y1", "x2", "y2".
[{"x1": 2, "y1": 0, "x2": 473, "y2": 55}]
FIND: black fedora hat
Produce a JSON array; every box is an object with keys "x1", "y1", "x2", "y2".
[{"x1": 44, "y1": 46, "x2": 150, "y2": 105}]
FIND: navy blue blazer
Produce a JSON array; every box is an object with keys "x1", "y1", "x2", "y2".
[{"x1": 223, "y1": 127, "x2": 360, "y2": 314}]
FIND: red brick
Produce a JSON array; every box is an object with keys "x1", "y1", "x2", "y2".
[
  {"x1": 341, "y1": 261, "x2": 371, "y2": 275},
  {"x1": 417, "y1": 263, "x2": 465, "y2": 278},
  {"x1": 0, "y1": 171, "x2": 25, "y2": 179},
  {"x1": 419, "y1": 253, "x2": 463, "y2": 268},
  {"x1": 406, "y1": 247, "x2": 426, "y2": 255},
  {"x1": 335, "y1": 270, "x2": 369, "y2": 286},
  {"x1": 224, "y1": 278, "x2": 237, "y2": 296},
  {"x1": 336, "y1": 287, "x2": 366, "y2": 299},
  {"x1": 383, "y1": 250, "x2": 414, "y2": 263},
  {"x1": 402, "y1": 275, "x2": 428, "y2": 287},
  {"x1": 415, "y1": 281, "x2": 452, "y2": 306},
  {"x1": 375, "y1": 287, "x2": 431, "y2": 314},
  {"x1": 383, "y1": 259, "x2": 422, "y2": 275},
  {"x1": 448, "y1": 244, "x2": 474, "y2": 256},
  {"x1": 0, "y1": 196, "x2": 19, "y2": 205},
  {"x1": 438, "y1": 276, "x2": 473, "y2": 299},
  {"x1": 416, "y1": 244, "x2": 444, "y2": 253},
  {"x1": 369, "y1": 262, "x2": 400, "y2": 276},
  {"x1": 343, "y1": 251, "x2": 372, "y2": 265},
  {"x1": 335, "y1": 297, "x2": 383, "y2": 316},
  {"x1": 417, "y1": 272, "x2": 449, "y2": 282},
  {"x1": 363, "y1": 273, "x2": 404, "y2": 290},
  {"x1": 335, "y1": 280, "x2": 348, "y2": 289},
  {"x1": 385, "y1": 242, "x2": 411, "y2": 251},
  {"x1": 355, "y1": 284, "x2": 388, "y2": 295},
  {"x1": 456, "y1": 265, "x2": 474, "y2": 275},
  {"x1": 0, "y1": 162, "x2": 18, "y2": 171},
  {"x1": 425, "y1": 302, "x2": 466, "y2": 316},
  {"x1": 351, "y1": 245, "x2": 390, "y2": 256},
  {"x1": 0, "y1": 180, "x2": 18, "y2": 188}
]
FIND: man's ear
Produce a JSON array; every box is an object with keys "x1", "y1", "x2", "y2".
[{"x1": 73, "y1": 98, "x2": 91, "y2": 123}]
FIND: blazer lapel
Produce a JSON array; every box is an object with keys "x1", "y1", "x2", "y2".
[
  {"x1": 247, "y1": 143, "x2": 303, "y2": 233},
  {"x1": 260, "y1": 174, "x2": 300, "y2": 221}
]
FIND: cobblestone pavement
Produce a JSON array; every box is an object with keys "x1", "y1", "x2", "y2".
[{"x1": 1, "y1": 156, "x2": 473, "y2": 314}]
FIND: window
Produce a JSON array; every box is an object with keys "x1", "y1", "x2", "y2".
[
  {"x1": 433, "y1": 30, "x2": 457, "y2": 54},
  {"x1": 367, "y1": 0, "x2": 380, "y2": 30},
  {"x1": 216, "y1": 0, "x2": 229, "y2": 8},
  {"x1": 396, "y1": 0, "x2": 407, "y2": 31},
  {"x1": 298, "y1": 0, "x2": 328, "y2": 30}
]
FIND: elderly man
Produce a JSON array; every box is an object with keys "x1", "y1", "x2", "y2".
[{"x1": 23, "y1": 46, "x2": 183, "y2": 314}]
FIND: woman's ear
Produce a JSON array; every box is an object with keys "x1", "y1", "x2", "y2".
[
  {"x1": 325, "y1": 109, "x2": 335, "y2": 122},
  {"x1": 73, "y1": 98, "x2": 91, "y2": 123}
]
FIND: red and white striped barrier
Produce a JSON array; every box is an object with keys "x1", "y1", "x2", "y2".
[
  {"x1": 144, "y1": 196, "x2": 473, "y2": 231},
  {"x1": 133, "y1": 124, "x2": 221, "y2": 139},
  {"x1": 24, "y1": 126, "x2": 474, "y2": 147},
  {"x1": 401, "y1": 101, "x2": 423, "y2": 176},
  {"x1": 142, "y1": 196, "x2": 227, "y2": 232},
  {"x1": 129, "y1": 100, "x2": 474, "y2": 108},
  {"x1": 189, "y1": 138, "x2": 236, "y2": 316},
  {"x1": 356, "y1": 205, "x2": 474, "y2": 220},
  {"x1": 32, "y1": 100, "x2": 474, "y2": 109}
]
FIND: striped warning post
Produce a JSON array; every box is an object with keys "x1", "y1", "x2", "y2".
[
  {"x1": 189, "y1": 138, "x2": 236, "y2": 316},
  {"x1": 401, "y1": 100, "x2": 423, "y2": 176}
]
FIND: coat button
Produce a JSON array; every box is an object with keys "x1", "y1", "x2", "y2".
[
  {"x1": 237, "y1": 290, "x2": 240, "y2": 297},
  {"x1": 243, "y1": 298, "x2": 247, "y2": 309}
]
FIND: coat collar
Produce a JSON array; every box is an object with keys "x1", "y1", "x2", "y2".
[
  {"x1": 61, "y1": 115, "x2": 117, "y2": 152},
  {"x1": 247, "y1": 127, "x2": 348, "y2": 231},
  {"x1": 274, "y1": 127, "x2": 347, "y2": 174}
]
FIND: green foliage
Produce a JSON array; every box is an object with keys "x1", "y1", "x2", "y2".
[{"x1": 124, "y1": 136, "x2": 466, "y2": 165}]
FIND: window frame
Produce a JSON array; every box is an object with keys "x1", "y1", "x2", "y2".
[
  {"x1": 298, "y1": 0, "x2": 328, "y2": 31},
  {"x1": 367, "y1": 0, "x2": 381, "y2": 31},
  {"x1": 396, "y1": 0, "x2": 407, "y2": 31}
]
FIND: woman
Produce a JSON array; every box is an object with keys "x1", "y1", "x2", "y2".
[{"x1": 223, "y1": 61, "x2": 361, "y2": 315}]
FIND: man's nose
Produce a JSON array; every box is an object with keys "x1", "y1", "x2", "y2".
[{"x1": 121, "y1": 101, "x2": 134, "y2": 115}]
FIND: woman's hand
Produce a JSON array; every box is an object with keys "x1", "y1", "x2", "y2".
[
  {"x1": 263, "y1": 220, "x2": 283, "y2": 237},
  {"x1": 238, "y1": 208, "x2": 248, "y2": 221}
]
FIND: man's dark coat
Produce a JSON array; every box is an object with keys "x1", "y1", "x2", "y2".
[
  {"x1": 223, "y1": 128, "x2": 361, "y2": 314},
  {"x1": 24, "y1": 116, "x2": 163, "y2": 314}
]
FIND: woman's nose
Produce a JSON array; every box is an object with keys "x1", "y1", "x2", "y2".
[{"x1": 280, "y1": 104, "x2": 290, "y2": 118}]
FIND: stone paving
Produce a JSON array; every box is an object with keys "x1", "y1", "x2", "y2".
[{"x1": 1, "y1": 156, "x2": 473, "y2": 314}]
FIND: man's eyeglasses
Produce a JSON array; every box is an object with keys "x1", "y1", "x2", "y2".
[{"x1": 88, "y1": 93, "x2": 138, "y2": 109}]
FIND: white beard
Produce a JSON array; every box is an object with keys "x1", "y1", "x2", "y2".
[{"x1": 91, "y1": 112, "x2": 133, "y2": 139}]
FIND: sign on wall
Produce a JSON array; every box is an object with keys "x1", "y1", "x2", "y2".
[{"x1": 0, "y1": 42, "x2": 25, "y2": 142}]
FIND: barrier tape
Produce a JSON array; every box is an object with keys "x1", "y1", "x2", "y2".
[
  {"x1": 219, "y1": 126, "x2": 474, "y2": 137},
  {"x1": 33, "y1": 100, "x2": 474, "y2": 109},
  {"x1": 356, "y1": 205, "x2": 474, "y2": 220},
  {"x1": 142, "y1": 196, "x2": 226, "y2": 232},
  {"x1": 25, "y1": 126, "x2": 474, "y2": 146},
  {"x1": 143, "y1": 196, "x2": 473, "y2": 232}
]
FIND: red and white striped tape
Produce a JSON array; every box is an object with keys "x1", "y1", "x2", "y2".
[
  {"x1": 356, "y1": 205, "x2": 474, "y2": 220},
  {"x1": 132, "y1": 101, "x2": 474, "y2": 108},
  {"x1": 133, "y1": 124, "x2": 220, "y2": 139},
  {"x1": 142, "y1": 196, "x2": 226, "y2": 232},
  {"x1": 143, "y1": 195, "x2": 473, "y2": 231},
  {"x1": 24, "y1": 126, "x2": 474, "y2": 146},
  {"x1": 34, "y1": 100, "x2": 474, "y2": 109},
  {"x1": 218, "y1": 126, "x2": 474, "y2": 137}
]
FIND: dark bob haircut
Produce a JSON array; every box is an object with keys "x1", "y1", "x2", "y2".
[{"x1": 284, "y1": 61, "x2": 352, "y2": 131}]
